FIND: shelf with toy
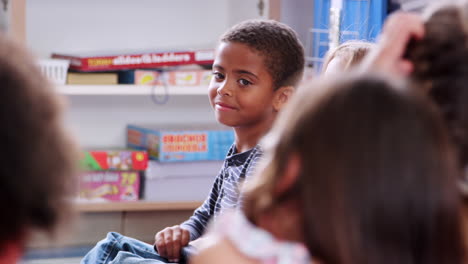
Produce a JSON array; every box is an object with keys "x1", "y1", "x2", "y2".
[
  {"x1": 75, "y1": 200, "x2": 202, "y2": 212},
  {"x1": 57, "y1": 85, "x2": 208, "y2": 96}
]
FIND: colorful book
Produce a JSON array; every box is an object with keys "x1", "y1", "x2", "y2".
[{"x1": 52, "y1": 49, "x2": 214, "y2": 72}]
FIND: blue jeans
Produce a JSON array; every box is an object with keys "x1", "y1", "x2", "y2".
[{"x1": 81, "y1": 232, "x2": 172, "y2": 264}]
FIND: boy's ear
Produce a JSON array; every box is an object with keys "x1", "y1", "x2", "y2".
[
  {"x1": 274, "y1": 154, "x2": 301, "y2": 196},
  {"x1": 273, "y1": 86, "x2": 295, "y2": 112}
]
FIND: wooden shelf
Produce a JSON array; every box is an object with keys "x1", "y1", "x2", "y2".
[
  {"x1": 76, "y1": 201, "x2": 202, "y2": 212},
  {"x1": 57, "y1": 85, "x2": 208, "y2": 96}
]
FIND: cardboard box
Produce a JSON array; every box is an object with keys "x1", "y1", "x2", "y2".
[
  {"x1": 127, "y1": 124, "x2": 234, "y2": 162},
  {"x1": 144, "y1": 160, "x2": 222, "y2": 201},
  {"x1": 67, "y1": 72, "x2": 118, "y2": 85},
  {"x1": 52, "y1": 49, "x2": 214, "y2": 72},
  {"x1": 134, "y1": 70, "x2": 212, "y2": 86},
  {"x1": 80, "y1": 150, "x2": 148, "y2": 171},
  {"x1": 79, "y1": 171, "x2": 141, "y2": 202}
]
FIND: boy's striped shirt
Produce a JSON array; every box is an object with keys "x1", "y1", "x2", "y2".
[{"x1": 180, "y1": 144, "x2": 263, "y2": 240}]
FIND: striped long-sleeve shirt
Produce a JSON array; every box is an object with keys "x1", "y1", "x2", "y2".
[{"x1": 180, "y1": 144, "x2": 263, "y2": 241}]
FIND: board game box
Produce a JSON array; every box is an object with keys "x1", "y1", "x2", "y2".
[
  {"x1": 80, "y1": 150, "x2": 148, "y2": 171},
  {"x1": 127, "y1": 124, "x2": 234, "y2": 162},
  {"x1": 52, "y1": 49, "x2": 214, "y2": 72},
  {"x1": 134, "y1": 69, "x2": 212, "y2": 86},
  {"x1": 78, "y1": 171, "x2": 141, "y2": 201}
]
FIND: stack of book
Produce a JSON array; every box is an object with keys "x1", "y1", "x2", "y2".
[
  {"x1": 126, "y1": 124, "x2": 233, "y2": 201},
  {"x1": 52, "y1": 49, "x2": 214, "y2": 85},
  {"x1": 78, "y1": 150, "x2": 148, "y2": 202}
]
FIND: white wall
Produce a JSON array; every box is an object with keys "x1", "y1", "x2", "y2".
[
  {"x1": 0, "y1": 1, "x2": 10, "y2": 33},
  {"x1": 228, "y1": 0, "x2": 268, "y2": 25},
  {"x1": 280, "y1": 0, "x2": 314, "y2": 55},
  {"x1": 27, "y1": 0, "x2": 265, "y2": 58}
]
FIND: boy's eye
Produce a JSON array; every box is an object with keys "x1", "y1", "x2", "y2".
[
  {"x1": 238, "y1": 79, "x2": 252, "y2": 86},
  {"x1": 212, "y1": 72, "x2": 225, "y2": 80}
]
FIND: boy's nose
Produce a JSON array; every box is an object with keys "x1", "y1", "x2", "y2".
[{"x1": 217, "y1": 81, "x2": 233, "y2": 96}]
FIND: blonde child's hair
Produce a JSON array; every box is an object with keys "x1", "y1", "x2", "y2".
[{"x1": 321, "y1": 40, "x2": 374, "y2": 74}]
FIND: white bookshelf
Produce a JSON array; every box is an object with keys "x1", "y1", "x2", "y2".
[
  {"x1": 57, "y1": 85, "x2": 208, "y2": 96},
  {"x1": 76, "y1": 201, "x2": 202, "y2": 212}
]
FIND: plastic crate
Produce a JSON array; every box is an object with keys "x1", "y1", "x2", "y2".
[{"x1": 38, "y1": 59, "x2": 69, "y2": 85}]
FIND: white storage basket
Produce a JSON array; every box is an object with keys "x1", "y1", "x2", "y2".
[{"x1": 38, "y1": 59, "x2": 70, "y2": 85}]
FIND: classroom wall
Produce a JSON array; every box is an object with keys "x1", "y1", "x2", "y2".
[
  {"x1": 25, "y1": 0, "x2": 314, "y2": 148},
  {"x1": 26, "y1": 0, "x2": 266, "y2": 58},
  {"x1": 280, "y1": 0, "x2": 314, "y2": 50},
  {"x1": 25, "y1": 0, "x2": 266, "y2": 148}
]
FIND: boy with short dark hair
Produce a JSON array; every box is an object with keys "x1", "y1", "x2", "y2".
[{"x1": 81, "y1": 19, "x2": 305, "y2": 264}]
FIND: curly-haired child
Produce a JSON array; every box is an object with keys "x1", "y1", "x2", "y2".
[{"x1": 81, "y1": 19, "x2": 305, "y2": 264}]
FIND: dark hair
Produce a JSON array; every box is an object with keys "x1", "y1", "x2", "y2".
[
  {"x1": 221, "y1": 19, "x2": 305, "y2": 90},
  {"x1": 0, "y1": 36, "x2": 78, "y2": 246},
  {"x1": 406, "y1": 3, "x2": 468, "y2": 169},
  {"x1": 244, "y1": 75, "x2": 465, "y2": 264}
]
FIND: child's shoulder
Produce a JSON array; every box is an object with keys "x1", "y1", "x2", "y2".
[
  {"x1": 192, "y1": 235, "x2": 259, "y2": 264},
  {"x1": 207, "y1": 211, "x2": 311, "y2": 264}
]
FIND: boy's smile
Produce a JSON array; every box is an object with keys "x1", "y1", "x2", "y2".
[
  {"x1": 215, "y1": 102, "x2": 237, "y2": 111},
  {"x1": 209, "y1": 42, "x2": 277, "y2": 131}
]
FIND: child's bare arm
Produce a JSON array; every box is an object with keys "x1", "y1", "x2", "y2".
[
  {"x1": 191, "y1": 236, "x2": 258, "y2": 264},
  {"x1": 188, "y1": 237, "x2": 205, "y2": 248}
]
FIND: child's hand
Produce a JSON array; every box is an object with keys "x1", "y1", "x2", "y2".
[
  {"x1": 154, "y1": 225, "x2": 190, "y2": 262},
  {"x1": 360, "y1": 12, "x2": 424, "y2": 77}
]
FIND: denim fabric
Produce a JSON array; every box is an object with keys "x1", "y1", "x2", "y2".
[
  {"x1": 81, "y1": 232, "x2": 171, "y2": 264},
  {"x1": 180, "y1": 144, "x2": 263, "y2": 240},
  {"x1": 81, "y1": 144, "x2": 263, "y2": 264}
]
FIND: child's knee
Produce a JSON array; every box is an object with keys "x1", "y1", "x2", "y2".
[{"x1": 107, "y1": 232, "x2": 124, "y2": 241}]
